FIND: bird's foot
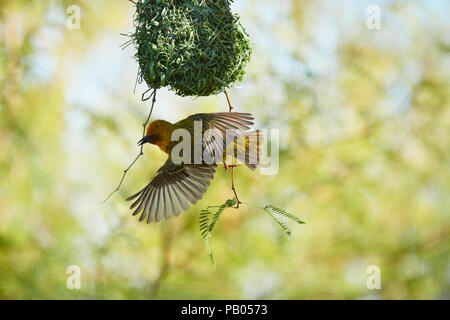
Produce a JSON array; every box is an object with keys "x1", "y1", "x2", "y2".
[{"x1": 223, "y1": 162, "x2": 240, "y2": 172}]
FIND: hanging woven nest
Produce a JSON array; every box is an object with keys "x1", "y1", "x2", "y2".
[{"x1": 130, "y1": 0, "x2": 252, "y2": 97}]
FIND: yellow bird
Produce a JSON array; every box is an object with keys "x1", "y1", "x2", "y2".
[{"x1": 127, "y1": 112, "x2": 262, "y2": 223}]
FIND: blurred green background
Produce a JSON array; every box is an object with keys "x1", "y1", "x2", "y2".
[{"x1": 0, "y1": 0, "x2": 449, "y2": 299}]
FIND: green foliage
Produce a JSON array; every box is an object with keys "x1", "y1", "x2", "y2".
[
  {"x1": 199, "y1": 200, "x2": 304, "y2": 266},
  {"x1": 130, "y1": 0, "x2": 252, "y2": 97},
  {"x1": 263, "y1": 205, "x2": 305, "y2": 238},
  {"x1": 199, "y1": 199, "x2": 237, "y2": 267}
]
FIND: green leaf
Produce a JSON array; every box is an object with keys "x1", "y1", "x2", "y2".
[
  {"x1": 198, "y1": 198, "x2": 236, "y2": 268},
  {"x1": 263, "y1": 205, "x2": 305, "y2": 237},
  {"x1": 264, "y1": 206, "x2": 293, "y2": 238},
  {"x1": 265, "y1": 205, "x2": 305, "y2": 225}
]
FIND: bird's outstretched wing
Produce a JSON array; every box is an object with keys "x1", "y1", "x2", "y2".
[
  {"x1": 127, "y1": 159, "x2": 216, "y2": 223},
  {"x1": 178, "y1": 112, "x2": 254, "y2": 136},
  {"x1": 175, "y1": 112, "x2": 257, "y2": 164}
]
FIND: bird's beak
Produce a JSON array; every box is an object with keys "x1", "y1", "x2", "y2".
[{"x1": 138, "y1": 134, "x2": 158, "y2": 146}]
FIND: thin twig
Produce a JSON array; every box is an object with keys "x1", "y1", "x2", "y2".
[
  {"x1": 224, "y1": 90, "x2": 233, "y2": 112},
  {"x1": 224, "y1": 90, "x2": 241, "y2": 208},
  {"x1": 223, "y1": 162, "x2": 241, "y2": 208},
  {"x1": 103, "y1": 89, "x2": 157, "y2": 203},
  {"x1": 231, "y1": 166, "x2": 241, "y2": 208}
]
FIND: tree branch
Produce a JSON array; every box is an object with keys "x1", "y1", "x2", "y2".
[
  {"x1": 103, "y1": 89, "x2": 157, "y2": 203},
  {"x1": 224, "y1": 90, "x2": 233, "y2": 112}
]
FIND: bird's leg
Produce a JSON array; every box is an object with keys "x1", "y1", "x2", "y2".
[
  {"x1": 224, "y1": 90, "x2": 233, "y2": 112},
  {"x1": 223, "y1": 162, "x2": 241, "y2": 208}
]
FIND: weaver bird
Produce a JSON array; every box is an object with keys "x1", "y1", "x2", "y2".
[{"x1": 127, "y1": 112, "x2": 263, "y2": 223}]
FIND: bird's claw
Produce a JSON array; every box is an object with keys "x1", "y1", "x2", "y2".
[{"x1": 223, "y1": 162, "x2": 239, "y2": 172}]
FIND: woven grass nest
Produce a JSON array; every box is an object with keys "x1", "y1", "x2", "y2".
[{"x1": 131, "y1": 0, "x2": 252, "y2": 97}]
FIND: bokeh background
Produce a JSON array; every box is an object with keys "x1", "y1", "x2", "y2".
[{"x1": 1, "y1": 0, "x2": 449, "y2": 299}]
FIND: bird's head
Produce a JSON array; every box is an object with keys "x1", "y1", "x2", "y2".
[{"x1": 138, "y1": 120, "x2": 175, "y2": 152}]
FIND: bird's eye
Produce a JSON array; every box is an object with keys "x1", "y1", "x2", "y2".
[{"x1": 149, "y1": 133, "x2": 159, "y2": 142}]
